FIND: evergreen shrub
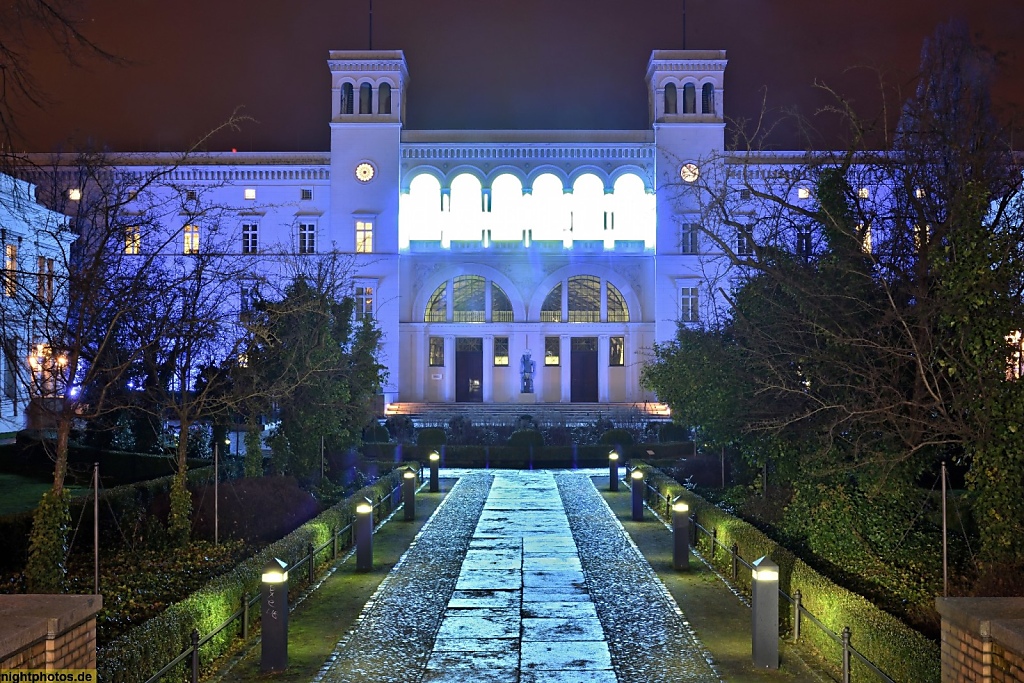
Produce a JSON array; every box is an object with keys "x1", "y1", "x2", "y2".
[
  {"x1": 658, "y1": 423, "x2": 690, "y2": 443},
  {"x1": 416, "y1": 427, "x2": 446, "y2": 448},
  {"x1": 508, "y1": 429, "x2": 544, "y2": 449},
  {"x1": 598, "y1": 428, "x2": 634, "y2": 447}
]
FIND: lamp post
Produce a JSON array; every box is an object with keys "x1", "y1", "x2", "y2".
[
  {"x1": 672, "y1": 497, "x2": 690, "y2": 570},
  {"x1": 751, "y1": 555, "x2": 780, "y2": 669},
  {"x1": 428, "y1": 451, "x2": 440, "y2": 492},
  {"x1": 402, "y1": 467, "x2": 416, "y2": 521},
  {"x1": 260, "y1": 558, "x2": 289, "y2": 673},
  {"x1": 356, "y1": 498, "x2": 373, "y2": 571},
  {"x1": 630, "y1": 469, "x2": 644, "y2": 521},
  {"x1": 608, "y1": 451, "x2": 620, "y2": 492}
]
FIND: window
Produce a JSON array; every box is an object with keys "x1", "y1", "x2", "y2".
[
  {"x1": 568, "y1": 275, "x2": 600, "y2": 323},
  {"x1": 610, "y1": 336, "x2": 625, "y2": 366},
  {"x1": 859, "y1": 223, "x2": 872, "y2": 254},
  {"x1": 680, "y1": 287, "x2": 699, "y2": 323},
  {"x1": 797, "y1": 187, "x2": 811, "y2": 199},
  {"x1": 379, "y1": 83, "x2": 392, "y2": 115},
  {"x1": 244, "y1": 188, "x2": 256, "y2": 200},
  {"x1": 858, "y1": 187, "x2": 870, "y2": 199},
  {"x1": 298, "y1": 223, "x2": 316, "y2": 254},
  {"x1": 301, "y1": 188, "x2": 313, "y2": 201},
  {"x1": 341, "y1": 83, "x2": 354, "y2": 114},
  {"x1": 3, "y1": 337, "x2": 17, "y2": 404},
  {"x1": 701, "y1": 83, "x2": 715, "y2": 114},
  {"x1": 682, "y1": 83, "x2": 696, "y2": 113},
  {"x1": 915, "y1": 187, "x2": 926, "y2": 199},
  {"x1": 242, "y1": 223, "x2": 259, "y2": 254},
  {"x1": 355, "y1": 285, "x2": 374, "y2": 320},
  {"x1": 453, "y1": 275, "x2": 485, "y2": 323},
  {"x1": 541, "y1": 283, "x2": 562, "y2": 322},
  {"x1": 607, "y1": 283, "x2": 629, "y2": 322},
  {"x1": 492, "y1": 284, "x2": 513, "y2": 323},
  {"x1": 125, "y1": 225, "x2": 141, "y2": 255},
  {"x1": 425, "y1": 283, "x2": 447, "y2": 322},
  {"x1": 3, "y1": 244, "x2": 16, "y2": 296},
  {"x1": 35, "y1": 257, "x2": 53, "y2": 302},
  {"x1": 1007, "y1": 331, "x2": 1024, "y2": 381},
  {"x1": 68, "y1": 188, "x2": 82, "y2": 201},
  {"x1": 359, "y1": 82, "x2": 372, "y2": 114},
  {"x1": 681, "y1": 223, "x2": 700, "y2": 254},
  {"x1": 736, "y1": 227, "x2": 755, "y2": 256},
  {"x1": 186, "y1": 190, "x2": 197, "y2": 202},
  {"x1": 740, "y1": 189, "x2": 752, "y2": 200},
  {"x1": 544, "y1": 337, "x2": 560, "y2": 366},
  {"x1": 183, "y1": 224, "x2": 200, "y2": 254},
  {"x1": 355, "y1": 220, "x2": 373, "y2": 253},
  {"x1": 664, "y1": 82, "x2": 678, "y2": 115},
  {"x1": 494, "y1": 337, "x2": 509, "y2": 366},
  {"x1": 239, "y1": 285, "x2": 256, "y2": 316},
  {"x1": 797, "y1": 230, "x2": 812, "y2": 258},
  {"x1": 429, "y1": 337, "x2": 444, "y2": 366}
]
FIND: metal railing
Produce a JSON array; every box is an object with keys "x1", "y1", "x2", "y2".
[
  {"x1": 628, "y1": 470, "x2": 896, "y2": 683},
  {"x1": 143, "y1": 481, "x2": 405, "y2": 683}
]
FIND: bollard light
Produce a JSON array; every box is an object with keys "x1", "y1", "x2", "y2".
[
  {"x1": 402, "y1": 467, "x2": 416, "y2": 521},
  {"x1": 751, "y1": 555, "x2": 780, "y2": 669},
  {"x1": 672, "y1": 497, "x2": 690, "y2": 571},
  {"x1": 608, "y1": 451, "x2": 620, "y2": 492},
  {"x1": 630, "y1": 469, "x2": 644, "y2": 521},
  {"x1": 356, "y1": 498, "x2": 373, "y2": 572},
  {"x1": 428, "y1": 451, "x2": 440, "y2": 492},
  {"x1": 260, "y1": 558, "x2": 289, "y2": 673}
]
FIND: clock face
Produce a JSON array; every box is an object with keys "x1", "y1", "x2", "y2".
[
  {"x1": 680, "y1": 163, "x2": 700, "y2": 183},
  {"x1": 355, "y1": 162, "x2": 375, "y2": 183}
]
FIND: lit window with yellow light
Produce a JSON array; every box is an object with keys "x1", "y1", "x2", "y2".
[
  {"x1": 183, "y1": 224, "x2": 200, "y2": 254},
  {"x1": 356, "y1": 220, "x2": 374, "y2": 253},
  {"x1": 125, "y1": 225, "x2": 141, "y2": 255}
]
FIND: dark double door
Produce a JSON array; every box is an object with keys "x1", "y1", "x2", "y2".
[
  {"x1": 571, "y1": 337, "x2": 598, "y2": 403},
  {"x1": 455, "y1": 337, "x2": 483, "y2": 402}
]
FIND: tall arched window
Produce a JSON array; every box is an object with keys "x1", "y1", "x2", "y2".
[
  {"x1": 701, "y1": 83, "x2": 715, "y2": 115},
  {"x1": 568, "y1": 275, "x2": 601, "y2": 322},
  {"x1": 425, "y1": 283, "x2": 447, "y2": 322},
  {"x1": 341, "y1": 83, "x2": 354, "y2": 115},
  {"x1": 492, "y1": 284, "x2": 513, "y2": 322},
  {"x1": 607, "y1": 282, "x2": 629, "y2": 322},
  {"x1": 664, "y1": 82, "x2": 678, "y2": 115},
  {"x1": 453, "y1": 275, "x2": 485, "y2": 322},
  {"x1": 683, "y1": 83, "x2": 696, "y2": 114},
  {"x1": 359, "y1": 83, "x2": 372, "y2": 114},
  {"x1": 541, "y1": 283, "x2": 562, "y2": 322},
  {"x1": 379, "y1": 83, "x2": 392, "y2": 115}
]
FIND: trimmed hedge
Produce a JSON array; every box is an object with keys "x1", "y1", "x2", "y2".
[
  {"x1": 98, "y1": 464, "x2": 413, "y2": 683},
  {"x1": 631, "y1": 462, "x2": 940, "y2": 683},
  {"x1": 360, "y1": 442, "x2": 692, "y2": 468}
]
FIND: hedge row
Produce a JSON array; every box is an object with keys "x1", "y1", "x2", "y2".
[
  {"x1": 359, "y1": 442, "x2": 694, "y2": 468},
  {"x1": 0, "y1": 441, "x2": 207, "y2": 485},
  {"x1": 97, "y1": 463, "x2": 413, "y2": 683},
  {"x1": 632, "y1": 462, "x2": 940, "y2": 683}
]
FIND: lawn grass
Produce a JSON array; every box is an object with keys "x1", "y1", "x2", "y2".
[{"x1": 0, "y1": 473, "x2": 89, "y2": 515}]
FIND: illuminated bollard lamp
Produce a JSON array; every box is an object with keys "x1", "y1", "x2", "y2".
[
  {"x1": 630, "y1": 469, "x2": 644, "y2": 521},
  {"x1": 608, "y1": 451, "x2": 620, "y2": 492},
  {"x1": 402, "y1": 467, "x2": 417, "y2": 521},
  {"x1": 428, "y1": 451, "x2": 440, "y2": 492},
  {"x1": 261, "y1": 558, "x2": 289, "y2": 673},
  {"x1": 356, "y1": 498, "x2": 374, "y2": 572},
  {"x1": 672, "y1": 497, "x2": 690, "y2": 571},
  {"x1": 751, "y1": 555, "x2": 780, "y2": 669}
]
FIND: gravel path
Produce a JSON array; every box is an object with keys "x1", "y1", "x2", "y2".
[
  {"x1": 314, "y1": 474, "x2": 492, "y2": 683},
  {"x1": 556, "y1": 472, "x2": 721, "y2": 683}
]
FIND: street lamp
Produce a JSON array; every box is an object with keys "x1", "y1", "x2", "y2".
[
  {"x1": 672, "y1": 497, "x2": 690, "y2": 570},
  {"x1": 428, "y1": 451, "x2": 440, "y2": 492},
  {"x1": 261, "y1": 558, "x2": 289, "y2": 672},
  {"x1": 402, "y1": 467, "x2": 416, "y2": 521},
  {"x1": 356, "y1": 498, "x2": 373, "y2": 571},
  {"x1": 630, "y1": 469, "x2": 644, "y2": 521},
  {"x1": 752, "y1": 556, "x2": 780, "y2": 669},
  {"x1": 608, "y1": 451, "x2": 620, "y2": 492}
]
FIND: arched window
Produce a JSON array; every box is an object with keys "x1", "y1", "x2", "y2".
[
  {"x1": 607, "y1": 282, "x2": 629, "y2": 322},
  {"x1": 341, "y1": 83, "x2": 354, "y2": 115},
  {"x1": 453, "y1": 275, "x2": 485, "y2": 322},
  {"x1": 701, "y1": 83, "x2": 715, "y2": 115},
  {"x1": 425, "y1": 283, "x2": 447, "y2": 322},
  {"x1": 683, "y1": 83, "x2": 696, "y2": 114},
  {"x1": 541, "y1": 283, "x2": 562, "y2": 322},
  {"x1": 359, "y1": 83, "x2": 372, "y2": 114},
  {"x1": 379, "y1": 83, "x2": 392, "y2": 115},
  {"x1": 664, "y1": 82, "x2": 678, "y2": 115},
  {"x1": 568, "y1": 275, "x2": 601, "y2": 322},
  {"x1": 492, "y1": 284, "x2": 513, "y2": 322}
]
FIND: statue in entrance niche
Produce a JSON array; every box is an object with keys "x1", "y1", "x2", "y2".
[{"x1": 520, "y1": 350, "x2": 535, "y2": 393}]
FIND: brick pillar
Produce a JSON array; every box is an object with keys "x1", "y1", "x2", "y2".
[
  {"x1": 0, "y1": 595, "x2": 103, "y2": 670},
  {"x1": 936, "y1": 597, "x2": 1024, "y2": 683}
]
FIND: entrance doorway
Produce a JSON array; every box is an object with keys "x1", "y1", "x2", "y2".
[
  {"x1": 455, "y1": 337, "x2": 483, "y2": 402},
  {"x1": 570, "y1": 337, "x2": 598, "y2": 402}
]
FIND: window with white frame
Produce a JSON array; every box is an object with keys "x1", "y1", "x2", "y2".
[
  {"x1": 124, "y1": 225, "x2": 141, "y2": 255},
  {"x1": 355, "y1": 219, "x2": 374, "y2": 253},
  {"x1": 494, "y1": 337, "x2": 509, "y2": 366},
  {"x1": 244, "y1": 188, "x2": 256, "y2": 200},
  {"x1": 736, "y1": 226, "x2": 755, "y2": 256},
  {"x1": 610, "y1": 336, "x2": 625, "y2": 366},
  {"x1": 680, "y1": 286, "x2": 699, "y2": 323},
  {"x1": 298, "y1": 223, "x2": 316, "y2": 254},
  {"x1": 3, "y1": 244, "x2": 17, "y2": 296},
  {"x1": 301, "y1": 188, "x2": 313, "y2": 201},
  {"x1": 680, "y1": 222, "x2": 700, "y2": 254},
  {"x1": 429, "y1": 337, "x2": 444, "y2": 366},
  {"x1": 242, "y1": 223, "x2": 259, "y2": 254},
  {"x1": 36, "y1": 257, "x2": 53, "y2": 302},
  {"x1": 354, "y1": 281, "x2": 375, "y2": 320},
  {"x1": 183, "y1": 224, "x2": 200, "y2": 254},
  {"x1": 544, "y1": 336, "x2": 560, "y2": 366}
]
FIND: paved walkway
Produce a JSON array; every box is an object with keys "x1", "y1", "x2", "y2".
[{"x1": 316, "y1": 471, "x2": 722, "y2": 682}]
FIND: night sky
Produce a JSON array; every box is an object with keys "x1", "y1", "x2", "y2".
[{"x1": 14, "y1": 0, "x2": 1024, "y2": 153}]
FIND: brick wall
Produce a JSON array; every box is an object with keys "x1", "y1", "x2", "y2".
[
  {"x1": 937, "y1": 597, "x2": 1024, "y2": 683},
  {"x1": 0, "y1": 595, "x2": 102, "y2": 670}
]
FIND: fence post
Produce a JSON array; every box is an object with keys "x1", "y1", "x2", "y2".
[
  {"x1": 792, "y1": 590, "x2": 801, "y2": 641},
  {"x1": 731, "y1": 543, "x2": 739, "y2": 581},
  {"x1": 711, "y1": 528, "x2": 717, "y2": 559},
  {"x1": 332, "y1": 527, "x2": 338, "y2": 560},
  {"x1": 690, "y1": 513, "x2": 697, "y2": 547},
  {"x1": 307, "y1": 543, "x2": 316, "y2": 584},
  {"x1": 842, "y1": 626, "x2": 851, "y2": 683},
  {"x1": 242, "y1": 593, "x2": 249, "y2": 640},
  {"x1": 190, "y1": 628, "x2": 200, "y2": 683}
]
